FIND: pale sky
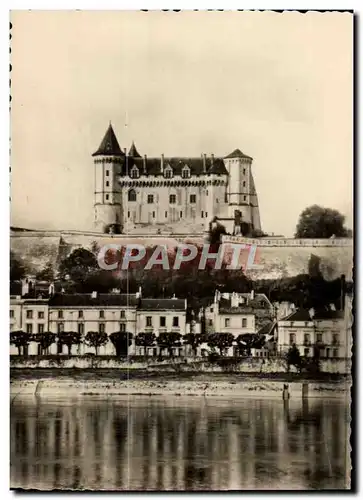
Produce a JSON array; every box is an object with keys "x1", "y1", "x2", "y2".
[{"x1": 10, "y1": 10, "x2": 353, "y2": 237}]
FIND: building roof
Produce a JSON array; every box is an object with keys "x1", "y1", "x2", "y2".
[
  {"x1": 48, "y1": 293, "x2": 139, "y2": 307},
  {"x1": 281, "y1": 309, "x2": 312, "y2": 322},
  {"x1": 314, "y1": 310, "x2": 344, "y2": 320},
  {"x1": 119, "y1": 156, "x2": 228, "y2": 178},
  {"x1": 218, "y1": 298, "x2": 256, "y2": 315},
  {"x1": 224, "y1": 148, "x2": 253, "y2": 160},
  {"x1": 10, "y1": 281, "x2": 22, "y2": 296},
  {"x1": 139, "y1": 298, "x2": 186, "y2": 311},
  {"x1": 257, "y1": 321, "x2": 277, "y2": 336},
  {"x1": 92, "y1": 124, "x2": 124, "y2": 157},
  {"x1": 128, "y1": 141, "x2": 141, "y2": 158}
]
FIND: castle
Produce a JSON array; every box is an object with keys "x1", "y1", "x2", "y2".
[{"x1": 93, "y1": 123, "x2": 262, "y2": 235}]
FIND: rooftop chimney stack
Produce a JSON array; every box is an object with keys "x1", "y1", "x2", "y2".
[
  {"x1": 161, "y1": 154, "x2": 164, "y2": 174},
  {"x1": 143, "y1": 155, "x2": 147, "y2": 175},
  {"x1": 202, "y1": 153, "x2": 206, "y2": 173},
  {"x1": 211, "y1": 153, "x2": 214, "y2": 166}
]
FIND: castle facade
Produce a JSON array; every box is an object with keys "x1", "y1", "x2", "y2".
[{"x1": 93, "y1": 123, "x2": 262, "y2": 234}]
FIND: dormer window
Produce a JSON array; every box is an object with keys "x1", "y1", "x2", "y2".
[
  {"x1": 182, "y1": 166, "x2": 190, "y2": 178},
  {"x1": 164, "y1": 166, "x2": 173, "y2": 178},
  {"x1": 130, "y1": 166, "x2": 139, "y2": 179}
]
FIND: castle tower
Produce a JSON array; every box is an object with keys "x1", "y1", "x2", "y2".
[
  {"x1": 224, "y1": 148, "x2": 261, "y2": 233},
  {"x1": 92, "y1": 123, "x2": 124, "y2": 234}
]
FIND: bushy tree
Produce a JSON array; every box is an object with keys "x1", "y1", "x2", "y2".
[
  {"x1": 110, "y1": 331, "x2": 134, "y2": 357},
  {"x1": 236, "y1": 333, "x2": 264, "y2": 356},
  {"x1": 10, "y1": 252, "x2": 26, "y2": 281},
  {"x1": 59, "y1": 331, "x2": 82, "y2": 355},
  {"x1": 207, "y1": 333, "x2": 234, "y2": 356},
  {"x1": 285, "y1": 345, "x2": 303, "y2": 372},
  {"x1": 10, "y1": 330, "x2": 31, "y2": 356},
  {"x1": 59, "y1": 248, "x2": 98, "y2": 282},
  {"x1": 295, "y1": 205, "x2": 349, "y2": 238},
  {"x1": 157, "y1": 332, "x2": 182, "y2": 357},
  {"x1": 33, "y1": 332, "x2": 56, "y2": 355},
  {"x1": 183, "y1": 333, "x2": 206, "y2": 356},
  {"x1": 85, "y1": 331, "x2": 108, "y2": 355},
  {"x1": 135, "y1": 332, "x2": 156, "y2": 356},
  {"x1": 35, "y1": 262, "x2": 54, "y2": 282}
]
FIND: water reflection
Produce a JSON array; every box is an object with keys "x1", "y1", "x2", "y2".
[{"x1": 10, "y1": 396, "x2": 350, "y2": 490}]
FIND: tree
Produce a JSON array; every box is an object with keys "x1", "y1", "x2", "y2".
[
  {"x1": 110, "y1": 331, "x2": 134, "y2": 357},
  {"x1": 295, "y1": 205, "x2": 349, "y2": 238},
  {"x1": 183, "y1": 333, "x2": 206, "y2": 356},
  {"x1": 285, "y1": 345, "x2": 303, "y2": 372},
  {"x1": 10, "y1": 330, "x2": 31, "y2": 356},
  {"x1": 10, "y1": 252, "x2": 26, "y2": 281},
  {"x1": 33, "y1": 332, "x2": 56, "y2": 355},
  {"x1": 35, "y1": 262, "x2": 54, "y2": 282},
  {"x1": 59, "y1": 248, "x2": 98, "y2": 283},
  {"x1": 85, "y1": 331, "x2": 108, "y2": 355},
  {"x1": 59, "y1": 331, "x2": 82, "y2": 355},
  {"x1": 236, "y1": 333, "x2": 264, "y2": 356},
  {"x1": 157, "y1": 332, "x2": 182, "y2": 357},
  {"x1": 207, "y1": 333, "x2": 234, "y2": 356},
  {"x1": 135, "y1": 332, "x2": 156, "y2": 356}
]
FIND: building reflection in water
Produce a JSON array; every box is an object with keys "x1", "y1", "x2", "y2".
[{"x1": 10, "y1": 396, "x2": 350, "y2": 490}]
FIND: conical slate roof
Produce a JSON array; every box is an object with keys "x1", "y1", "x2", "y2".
[
  {"x1": 128, "y1": 141, "x2": 141, "y2": 158},
  {"x1": 92, "y1": 123, "x2": 124, "y2": 157},
  {"x1": 225, "y1": 148, "x2": 252, "y2": 160}
]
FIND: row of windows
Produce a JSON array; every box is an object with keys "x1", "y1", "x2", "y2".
[
  {"x1": 14, "y1": 310, "x2": 128, "y2": 319},
  {"x1": 56, "y1": 322, "x2": 127, "y2": 334},
  {"x1": 129, "y1": 167, "x2": 192, "y2": 180},
  {"x1": 146, "y1": 316, "x2": 179, "y2": 327},
  {"x1": 19, "y1": 310, "x2": 45, "y2": 319},
  {"x1": 289, "y1": 333, "x2": 339, "y2": 345},
  {"x1": 127, "y1": 211, "x2": 209, "y2": 219}
]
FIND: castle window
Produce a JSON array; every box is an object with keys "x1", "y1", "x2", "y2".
[
  {"x1": 205, "y1": 212, "x2": 208, "y2": 218},
  {"x1": 201, "y1": 211, "x2": 204, "y2": 218},
  {"x1": 127, "y1": 211, "x2": 130, "y2": 218},
  {"x1": 206, "y1": 190, "x2": 209, "y2": 195},
  {"x1": 180, "y1": 211, "x2": 182, "y2": 218},
  {"x1": 243, "y1": 196, "x2": 246, "y2": 201},
  {"x1": 128, "y1": 189, "x2": 137, "y2": 202},
  {"x1": 106, "y1": 181, "x2": 109, "y2": 187},
  {"x1": 106, "y1": 170, "x2": 109, "y2": 176},
  {"x1": 169, "y1": 194, "x2": 176, "y2": 204},
  {"x1": 182, "y1": 166, "x2": 190, "y2": 178},
  {"x1": 152, "y1": 211, "x2": 156, "y2": 218},
  {"x1": 216, "y1": 198, "x2": 219, "y2": 203},
  {"x1": 164, "y1": 167, "x2": 173, "y2": 179},
  {"x1": 190, "y1": 194, "x2": 196, "y2": 203},
  {"x1": 243, "y1": 168, "x2": 246, "y2": 175},
  {"x1": 106, "y1": 194, "x2": 109, "y2": 200},
  {"x1": 147, "y1": 194, "x2": 154, "y2": 204},
  {"x1": 165, "y1": 211, "x2": 168, "y2": 218},
  {"x1": 130, "y1": 166, "x2": 139, "y2": 179},
  {"x1": 243, "y1": 181, "x2": 246, "y2": 187},
  {"x1": 225, "y1": 192, "x2": 228, "y2": 202}
]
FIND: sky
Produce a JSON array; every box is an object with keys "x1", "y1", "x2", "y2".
[{"x1": 10, "y1": 10, "x2": 353, "y2": 237}]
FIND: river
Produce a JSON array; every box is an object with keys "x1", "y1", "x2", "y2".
[{"x1": 10, "y1": 396, "x2": 350, "y2": 490}]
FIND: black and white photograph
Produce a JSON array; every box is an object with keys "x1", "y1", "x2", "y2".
[{"x1": 9, "y1": 10, "x2": 353, "y2": 491}]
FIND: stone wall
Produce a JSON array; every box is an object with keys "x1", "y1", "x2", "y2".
[
  {"x1": 10, "y1": 355, "x2": 351, "y2": 374},
  {"x1": 11, "y1": 231, "x2": 353, "y2": 280}
]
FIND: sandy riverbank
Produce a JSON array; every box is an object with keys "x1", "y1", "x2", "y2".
[{"x1": 10, "y1": 373, "x2": 351, "y2": 400}]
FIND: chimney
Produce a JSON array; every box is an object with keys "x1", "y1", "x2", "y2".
[
  {"x1": 21, "y1": 278, "x2": 29, "y2": 297},
  {"x1": 91, "y1": 291, "x2": 97, "y2": 299},
  {"x1": 161, "y1": 154, "x2": 164, "y2": 174},
  {"x1": 138, "y1": 286, "x2": 142, "y2": 298},
  {"x1": 48, "y1": 283, "x2": 55, "y2": 296},
  {"x1": 211, "y1": 153, "x2": 214, "y2": 166},
  {"x1": 202, "y1": 153, "x2": 206, "y2": 174},
  {"x1": 231, "y1": 292, "x2": 239, "y2": 308},
  {"x1": 250, "y1": 289, "x2": 254, "y2": 300},
  {"x1": 143, "y1": 155, "x2": 147, "y2": 175}
]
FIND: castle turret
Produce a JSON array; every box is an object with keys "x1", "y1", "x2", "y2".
[
  {"x1": 92, "y1": 123, "x2": 124, "y2": 234},
  {"x1": 224, "y1": 148, "x2": 261, "y2": 234}
]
